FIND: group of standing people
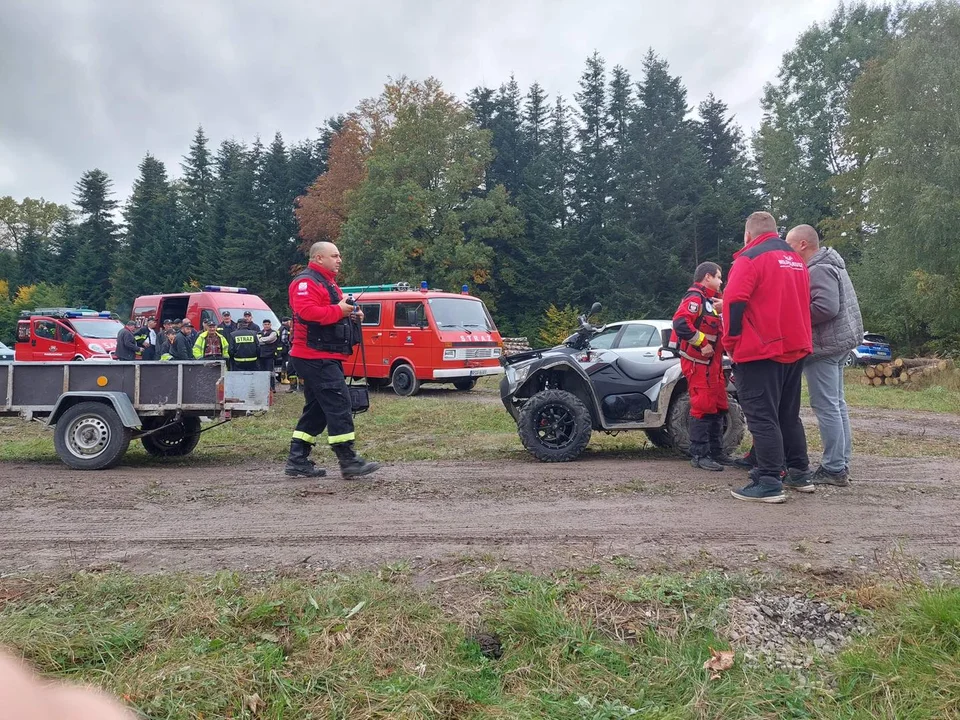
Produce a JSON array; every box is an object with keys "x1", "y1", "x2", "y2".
[
  {"x1": 116, "y1": 313, "x2": 291, "y2": 388},
  {"x1": 672, "y1": 211, "x2": 863, "y2": 504}
]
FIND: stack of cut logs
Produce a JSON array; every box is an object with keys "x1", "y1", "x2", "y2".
[
  {"x1": 859, "y1": 357, "x2": 952, "y2": 386},
  {"x1": 502, "y1": 337, "x2": 532, "y2": 356}
]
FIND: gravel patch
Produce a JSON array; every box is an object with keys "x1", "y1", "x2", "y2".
[{"x1": 725, "y1": 592, "x2": 869, "y2": 671}]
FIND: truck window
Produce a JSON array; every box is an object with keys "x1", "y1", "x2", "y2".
[
  {"x1": 16, "y1": 322, "x2": 30, "y2": 343},
  {"x1": 34, "y1": 320, "x2": 57, "y2": 340},
  {"x1": 394, "y1": 302, "x2": 425, "y2": 328},
  {"x1": 359, "y1": 303, "x2": 381, "y2": 326},
  {"x1": 201, "y1": 309, "x2": 218, "y2": 327}
]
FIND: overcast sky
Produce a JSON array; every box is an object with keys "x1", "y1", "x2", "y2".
[{"x1": 2, "y1": 0, "x2": 867, "y2": 207}]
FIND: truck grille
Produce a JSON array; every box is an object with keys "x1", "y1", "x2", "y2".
[{"x1": 463, "y1": 348, "x2": 494, "y2": 359}]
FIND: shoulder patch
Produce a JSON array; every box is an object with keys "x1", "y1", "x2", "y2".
[{"x1": 687, "y1": 301, "x2": 700, "y2": 313}]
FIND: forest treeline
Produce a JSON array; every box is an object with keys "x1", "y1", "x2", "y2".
[{"x1": 2, "y1": 2, "x2": 959, "y2": 354}]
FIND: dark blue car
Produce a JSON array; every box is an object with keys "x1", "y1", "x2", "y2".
[{"x1": 845, "y1": 332, "x2": 892, "y2": 367}]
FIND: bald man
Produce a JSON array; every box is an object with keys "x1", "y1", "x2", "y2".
[
  {"x1": 786, "y1": 225, "x2": 863, "y2": 487},
  {"x1": 723, "y1": 212, "x2": 814, "y2": 503},
  {"x1": 285, "y1": 242, "x2": 380, "y2": 479}
]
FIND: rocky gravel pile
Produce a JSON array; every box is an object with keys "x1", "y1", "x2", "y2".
[{"x1": 724, "y1": 592, "x2": 869, "y2": 671}]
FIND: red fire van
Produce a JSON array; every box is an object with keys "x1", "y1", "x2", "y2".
[
  {"x1": 15, "y1": 309, "x2": 125, "y2": 361},
  {"x1": 131, "y1": 285, "x2": 280, "y2": 330},
  {"x1": 342, "y1": 282, "x2": 503, "y2": 396}
]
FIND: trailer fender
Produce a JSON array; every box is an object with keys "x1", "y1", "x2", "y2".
[{"x1": 47, "y1": 392, "x2": 141, "y2": 428}]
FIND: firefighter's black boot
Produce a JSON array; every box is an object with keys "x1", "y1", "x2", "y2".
[
  {"x1": 284, "y1": 439, "x2": 327, "y2": 478},
  {"x1": 332, "y1": 441, "x2": 380, "y2": 478},
  {"x1": 708, "y1": 413, "x2": 737, "y2": 466}
]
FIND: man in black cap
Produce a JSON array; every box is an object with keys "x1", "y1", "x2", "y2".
[
  {"x1": 217, "y1": 310, "x2": 236, "y2": 335},
  {"x1": 237, "y1": 310, "x2": 261, "y2": 333},
  {"x1": 116, "y1": 319, "x2": 139, "y2": 361},
  {"x1": 171, "y1": 319, "x2": 196, "y2": 361}
]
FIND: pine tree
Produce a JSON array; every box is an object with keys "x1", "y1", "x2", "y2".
[
  {"x1": 69, "y1": 169, "x2": 119, "y2": 309},
  {"x1": 180, "y1": 126, "x2": 213, "y2": 281},
  {"x1": 627, "y1": 51, "x2": 709, "y2": 314},
  {"x1": 260, "y1": 132, "x2": 299, "y2": 309},
  {"x1": 114, "y1": 154, "x2": 180, "y2": 308},
  {"x1": 201, "y1": 139, "x2": 246, "y2": 283},
  {"x1": 487, "y1": 76, "x2": 524, "y2": 197}
]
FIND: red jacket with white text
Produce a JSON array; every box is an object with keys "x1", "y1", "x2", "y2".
[
  {"x1": 288, "y1": 262, "x2": 349, "y2": 361},
  {"x1": 722, "y1": 232, "x2": 812, "y2": 364}
]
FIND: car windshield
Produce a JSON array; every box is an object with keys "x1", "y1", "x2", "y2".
[
  {"x1": 220, "y1": 308, "x2": 280, "y2": 328},
  {"x1": 68, "y1": 319, "x2": 126, "y2": 339},
  {"x1": 864, "y1": 334, "x2": 888, "y2": 344},
  {"x1": 427, "y1": 298, "x2": 497, "y2": 332}
]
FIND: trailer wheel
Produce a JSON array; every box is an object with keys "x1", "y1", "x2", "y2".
[
  {"x1": 53, "y1": 401, "x2": 131, "y2": 470},
  {"x1": 141, "y1": 417, "x2": 202, "y2": 457}
]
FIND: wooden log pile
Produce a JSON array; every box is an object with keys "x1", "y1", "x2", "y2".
[
  {"x1": 502, "y1": 337, "x2": 532, "y2": 356},
  {"x1": 858, "y1": 357, "x2": 952, "y2": 386}
]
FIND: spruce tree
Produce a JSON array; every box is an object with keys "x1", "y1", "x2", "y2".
[
  {"x1": 69, "y1": 169, "x2": 119, "y2": 309},
  {"x1": 114, "y1": 154, "x2": 180, "y2": 307},
  {"x1": 180, "y1": 126, "x2": 213, "y2": 282}
]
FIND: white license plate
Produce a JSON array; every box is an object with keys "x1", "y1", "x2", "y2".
[{"x1": 470, "y1": 369, "x2": 485, "y2": 376}]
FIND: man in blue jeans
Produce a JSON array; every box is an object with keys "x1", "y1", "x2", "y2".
[{"x1": 786, "y1": 224, "x2": 864, "y2": 487}]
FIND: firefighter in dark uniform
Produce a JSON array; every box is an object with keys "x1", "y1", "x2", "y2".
[
  {"x1": 285, "y1": 241, "x2": 379, "y2": 479},
  {"x1": 670, "y1": 261, "x2": 736, "y2": 471},
  {"x1": 257, "y1": 319, "x2": 279, "y2": 390},
  {"x1": 228, "y1": 322, "x2": 260, "y2": 370},
  {"x1": 279, "y1": 317, "x2": 300, "y2": 391}
]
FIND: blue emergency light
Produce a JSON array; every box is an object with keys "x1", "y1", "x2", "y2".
[
  {"x1": 64, "y1": 311, "x2": 113, "y2": 318},
  {"x1": 203, "y1": 285, "x2": 248, "y2": 294},
  {"x1": 420, "y1": 280, "x2": 428, "y2": 293},
  {"x1": 461, "y1": 284, "x2": 469, "y2": 294}
]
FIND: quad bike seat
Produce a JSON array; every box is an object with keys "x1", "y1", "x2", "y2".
[{"x1": 616, "y1": 357, "x2": 672, "y2": 382}]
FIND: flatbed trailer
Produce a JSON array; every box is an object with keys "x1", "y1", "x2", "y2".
[{"x1": 0, "y1": 361, "x2": 271, "y2": 470}]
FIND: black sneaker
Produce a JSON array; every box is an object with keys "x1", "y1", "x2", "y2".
[
  {"x1": 783, "y1": 468, "x2": 815, "y2": 493},
  {"x1": 811, "y1": 466, "x2": 850, "y2": 487},
  {"x1": 691, "y1": 455, "x2": 724, "y2": 472},
  {"x1": 730, "y1": 481, "x2": 786, "y2": 504},
  {"x1": 711, "y1": 453, "x2": 739, "y2": 467}
]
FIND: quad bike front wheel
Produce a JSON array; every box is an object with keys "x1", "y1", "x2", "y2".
[{"x1": 517, "y1": 389, "x2": 593, "y2": 462}]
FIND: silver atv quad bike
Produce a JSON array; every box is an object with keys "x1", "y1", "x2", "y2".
[{"x1": 499, "y1": 303, "x2": 746, "y2": 462}]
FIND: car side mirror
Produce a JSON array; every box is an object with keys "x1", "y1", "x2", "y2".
[
  {"x1": 589, "y1": 302, "x2": 602, "y2": 317},
  {"x1": 660, "y1": 328, "x2": 672, "y2": 348}
]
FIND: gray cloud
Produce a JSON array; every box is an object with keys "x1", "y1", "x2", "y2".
[{"x1": 1, "y1": 0, "x2": 863, "y2": 206}]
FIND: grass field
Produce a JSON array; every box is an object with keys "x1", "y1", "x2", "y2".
[
  {"x1": 0, "y1": 569, "x2": 957, "y2": 719},
  {"x1": 2, "y1": 370, "x2": 959, "y2": 466}
]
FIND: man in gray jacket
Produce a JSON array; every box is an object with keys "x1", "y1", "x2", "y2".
[{"x1": 787, "y1": 225, "x2": 864, "y2": 487}]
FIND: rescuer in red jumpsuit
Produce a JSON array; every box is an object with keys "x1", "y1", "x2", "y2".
[{"x1": 670, "y1": 262, "x2": 735, "y2": 471}]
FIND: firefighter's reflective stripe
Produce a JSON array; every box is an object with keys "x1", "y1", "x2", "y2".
[
  {"x1": 292, "y1": 430, "x2": 317, "y2": 443},
  {"x1": 328, "y1": 431, "x2": 356, "y2": 445}
]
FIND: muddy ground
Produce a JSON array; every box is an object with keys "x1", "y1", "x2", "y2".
[{"x1": 0, "y1": 406, "x2": 958, "y2": 581}]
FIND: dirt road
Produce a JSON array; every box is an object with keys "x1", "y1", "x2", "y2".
[{"x1": 1, "y1": 418, "x2": 958, "y2": 578}]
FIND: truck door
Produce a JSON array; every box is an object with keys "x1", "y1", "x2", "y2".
[
  {"x1": 353, "y1": 301, "x2": 385, "y2": 380},
  {"x1": 389, "y1": 300, "x2": 434, "y2": 379},
  {"x1": 31, "y1": 319, "x2": 73, "y2": 361}
]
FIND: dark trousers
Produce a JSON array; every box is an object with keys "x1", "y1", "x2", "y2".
[
  {"x1": 736, "y1": 358, "x2": 809, "y2": 481},
  {"x1": 689, "y1": 413, "x2": 724, "y2": 458},
  {"x1": 259, "y1": 356, "x2": 276, "y2": 389},
  {"x1": 292, "y1": 357, "x2": 354, "y2": 446}
]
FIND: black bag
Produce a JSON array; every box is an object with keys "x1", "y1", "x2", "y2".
[{"x1": 348, "y1": 318, "x2": 370, "y2": 415}]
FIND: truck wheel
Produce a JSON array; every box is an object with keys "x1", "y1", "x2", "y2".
[
  {"x1": 53, "y1": 401, "x2": 132, "y2": 470},
  {"x1": 644, "y1": 428, "x2": 672, "y2": 449},
  {"x1": 366, "y1": 377, "x2": 390, "y2": 390},
  {"x1": 454, "y1": 378, "x2": 477, "y2": 391},
  {"x1": 141, "y1": 417, "x2": 202, "y2": 457},
  {"x1": 391, "y1": 364, "x2": 420, "y2": 397},
  {"x1": 666, "y1": 393, "x2": 747, "y2": 456},
  {"x1": 517, "y1": 389, "x2": 592, "y2": 462}
]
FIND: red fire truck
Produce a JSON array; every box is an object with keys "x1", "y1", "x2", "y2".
[
  {"x1": 342, "y1": 282, "x2": 504, "y2": 396},
  {"x1": 15, "y1": 309, "x2": 126, "y2": 361}
]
